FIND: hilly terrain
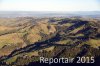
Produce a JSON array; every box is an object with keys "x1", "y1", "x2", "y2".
[{"x1": 0, "y1": 17, "x2": 100, "y2": 66}]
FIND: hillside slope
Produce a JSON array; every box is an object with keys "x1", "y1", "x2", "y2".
[{"x1": 0, "y1": 17, "x2": 100, "y2": 65}]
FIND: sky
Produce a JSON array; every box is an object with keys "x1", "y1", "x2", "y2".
[{"x1": 0, "y1": 0, "x2": 100, "y2": 11}]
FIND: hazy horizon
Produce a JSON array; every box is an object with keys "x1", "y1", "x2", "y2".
[{"x1": 0, "y1": 11, "x2": 100, "y2": 18}]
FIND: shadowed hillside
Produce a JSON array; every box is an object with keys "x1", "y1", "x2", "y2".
[{"x1": 0, "y1": 17, "x2": 100, "y2": 65}]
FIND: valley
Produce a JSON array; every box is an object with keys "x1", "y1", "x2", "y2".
[{"x1": 0, "y1": 17, "x2": 100, "y2": 65}]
